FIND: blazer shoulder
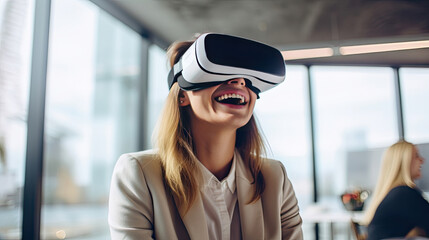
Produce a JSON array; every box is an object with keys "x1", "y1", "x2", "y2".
[
  {"x1": 263, "y1": 158, "x2": 283, "y2": 166},
  {"x1": 117, "y1": 149, "x2": 160, "y2": 167},
  {"x1": 111, "y1": 149, "x2": 165, "y2": 196},
  {"x1": 262, "y1": 158, "x2": 287, "y2": 176},
  {"x1": 260, "y1": 158, "x2": 291, "y2": 189},
  {"x1": 113, "y1": 149, "x2": 163, "y2": 178}
]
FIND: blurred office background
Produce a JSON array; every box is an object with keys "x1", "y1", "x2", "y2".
[{"x1": 0, "y1": 0, "x2": 428, "y2": 239}]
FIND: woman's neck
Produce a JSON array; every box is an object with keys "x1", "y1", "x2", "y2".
[{"x1": 191, "y1": 122, "x2": 236, "y2": 180}]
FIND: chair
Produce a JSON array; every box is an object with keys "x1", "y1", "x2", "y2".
[{"x1": 351, "y1": 220, "x2": 368, "y2": 240}]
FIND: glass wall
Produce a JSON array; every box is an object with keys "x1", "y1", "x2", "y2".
[
  {"x1": 400, "y1": 68, "x2": 429, "y2": 144},
  {"x1": 146, "y1": 44, "x2": 169, "y2": 148},
  {"x1": 255, "y1": 65, "x2": 314, "y2": 239},
  {"x1": 310, "y1": 66, "x2": 399, "y2": 239},
  {"x1": 0, "y1": 0, "x2": 34, "y2": 238},
  {"x1": 255, "y1": 65, "x2": 312, "y2": 208},
  {"x1": 311, "y1": 66, "x2": 399, "y2": 199},
  {"x1": 41, "y1": 0, "x2": 143, "y2": 239}
]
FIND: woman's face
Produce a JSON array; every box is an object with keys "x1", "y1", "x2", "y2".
[
  {"x1": 410, "y1": 146, "x2": 425, "y2": 180},
  {"x1": 180, "y1": 78, "x2": 257, "y2": 130}
]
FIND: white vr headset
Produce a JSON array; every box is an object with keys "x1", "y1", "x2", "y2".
[{"x1": 168, "y1": 33, "x2": 286, "y2": 96}]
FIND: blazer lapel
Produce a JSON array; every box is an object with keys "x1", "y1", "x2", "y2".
[
  {"x1": 175, "y1": 188, "x2": 209, "y2": 239},
  {"x1": 236, "y1": 152, "x2": 264, "y2": 240}
]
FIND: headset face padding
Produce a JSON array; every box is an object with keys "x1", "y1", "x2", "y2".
[{"x1": 168, "y1": 33, "x2": 286, "y2": 95}]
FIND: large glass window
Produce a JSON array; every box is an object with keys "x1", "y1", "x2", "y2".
[
  {"x1": 311, "y1": 66, "x2": 398, "y2": 198},
  {"x1": 41, "y1": 0, "x2": 143, "y2": 238},
  {"x1": 400, "y1": 68, "x2": 429, "y2": 144},
  {"x1": 400, "y1": 68, "x2": 429, "y2": 192},
  {"x1": 0, "y1": 0, "x2": 34, "y2": 238},
  {"x1": 255, "y1": 65, "x2": 313, "y2": 238},
  {"x1": 147, "y1": 44, "x2": 169, "y2": 148},
  {"x1": 310, "y1": 66, "x2": 399, "y2": 239},
  {"x1": 255, "y1": 65, "x2": 312, "y2": 207}
]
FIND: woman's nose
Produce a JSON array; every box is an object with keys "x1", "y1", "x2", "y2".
[{"x1": 227, "y1": 78, "x2": 245, "y2": 86}]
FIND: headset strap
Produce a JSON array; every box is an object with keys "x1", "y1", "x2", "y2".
[{"x1": 167, "y1": 59, "x2": 183, "y2": 89}]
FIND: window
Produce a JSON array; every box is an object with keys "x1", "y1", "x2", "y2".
[
  {"x1": 255, "y1": 65, "x2": 313, "y2": 208},
  {"x1": 0, "y1": 0, "x2": 34, "y2": 238},
  {"x1": 255, "y1": 65, "x2": 314, "y2": 238},
  {"x1": 311, "y1": 66, "x2": 398, "y2": 198},
  {"x1": 310, "y1": 66, "x2": 399, "y2": 239},
  {"x1": 400, "y1": 68, "x2": 429, "y2": 144},
  {"x1": 146, "y1": 44, "x2": 169, "y2": 148},
  {"x1": 41, "y1": 0, "x2": 144, "y2": 238},
  {"x1": 400, "y1": 67, "x2": 429, "y2": 192}
]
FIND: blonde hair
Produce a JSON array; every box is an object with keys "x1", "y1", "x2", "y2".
[
  {"x1": 362, "y1": 140, "x2": 416, "y2": 225},
  {"x1": 155, "y1": 40, "x2": 266, "y2": 213}
]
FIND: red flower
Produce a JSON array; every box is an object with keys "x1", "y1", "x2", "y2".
[{"x1": 342, "y1": 194, "x2": 352, "y2": 203}]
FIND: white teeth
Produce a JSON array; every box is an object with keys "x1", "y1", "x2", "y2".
[{"x1": 217, "y1": 93, "x2": 245, "y2": 103}]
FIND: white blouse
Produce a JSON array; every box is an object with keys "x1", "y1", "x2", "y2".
[{"x1": 197, "y1": 153, "x2": 242, "y2": 240}]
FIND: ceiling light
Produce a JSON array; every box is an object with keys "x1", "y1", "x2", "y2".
[
  {"x1": 282, "y1": 48, "x2": 334, "y2": 60},
  {"x1": 339, "y1": 40, "x2": 429, "y2": 55}
]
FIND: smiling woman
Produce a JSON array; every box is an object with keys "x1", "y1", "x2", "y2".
[{"x1": 108, "y1": 33, "x2": 303, "y2": 240}]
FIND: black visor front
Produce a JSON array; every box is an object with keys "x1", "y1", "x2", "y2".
[{"x1": 204, "y1": 34, "x2": 285, "y2": 77}]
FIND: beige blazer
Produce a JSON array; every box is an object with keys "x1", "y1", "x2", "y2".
[{"x1": 108, "y1": 149, "x2": 303, "y2": 240}]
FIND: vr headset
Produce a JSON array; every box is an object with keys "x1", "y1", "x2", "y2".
[{"x1": 168, "y1": 33, "x2": 286, "y2": 96}]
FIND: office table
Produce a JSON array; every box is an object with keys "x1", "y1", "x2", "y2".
[{"x1": 301, "y1": 204, "x2": 364, "y2": 240}]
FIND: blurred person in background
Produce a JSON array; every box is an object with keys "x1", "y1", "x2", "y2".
[{"x1": 362, "y1": 140, "x2": 429, "y2": 240}]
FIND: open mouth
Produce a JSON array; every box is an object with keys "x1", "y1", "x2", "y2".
[{"x1": 216, "y1": 93, "x2": 246, "y2": 105}]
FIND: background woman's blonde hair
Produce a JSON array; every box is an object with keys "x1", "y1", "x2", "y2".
[
  {"x1": 155, "y1": 39, "x2": 266, "y2": 213},
  {"x1": 362, "y1": 140, "x2": 415, "y2": 225}
]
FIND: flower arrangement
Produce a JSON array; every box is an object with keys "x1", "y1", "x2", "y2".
[{"x1": 341, "y1": 189, "x2": 369, "y2": 211}]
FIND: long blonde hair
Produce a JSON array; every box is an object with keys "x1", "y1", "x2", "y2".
[
  {"x1": 155, "y1": 40, "x2": 266, "y2": 213},
  {"x1": 362, "y1": 140, "x2": 416, "y2": 225}
]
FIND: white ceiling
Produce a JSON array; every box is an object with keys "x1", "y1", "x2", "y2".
[{"x1": 111, "y1": 0, "x2": 429, "y2": 65}]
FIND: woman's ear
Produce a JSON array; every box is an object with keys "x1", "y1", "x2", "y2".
[{"x1": 179, "y1": 90, "x2": 190, "y2": 107}]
